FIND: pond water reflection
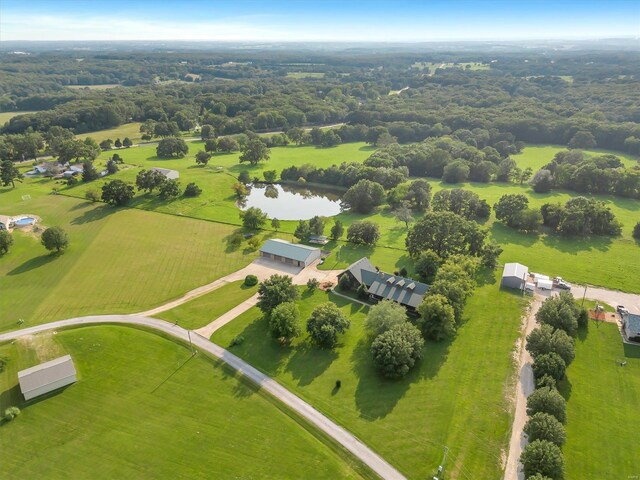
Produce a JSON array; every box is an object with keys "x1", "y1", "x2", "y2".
[{"x1": 238, "y1": 183, "x2": 343, "y2": 220}]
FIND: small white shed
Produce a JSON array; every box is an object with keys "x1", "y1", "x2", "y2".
[
  {"x1": 150, "y1": 167, "x2": 179, "y2": 180},
  {"x1": 18, "y1": 355, "x2": 77, "y2": 401}
]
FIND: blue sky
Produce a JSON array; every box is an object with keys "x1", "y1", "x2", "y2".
[{"x1": 1, "y1": 0, "x2": 639, "y2": 41}]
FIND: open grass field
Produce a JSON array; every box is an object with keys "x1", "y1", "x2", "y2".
[
  {"x1": 33, "y1": 141, "x2": 640, "y2": 293},
  {"x1": 286, "y1": 72, "x2": 325, "y2": 79},
  {"x1": 0, "y1": 111, "x2": 38, "y2": 124},
  {"x1": 157, "y1": 280, "x2": 258, "y2": 329},
  {"x1": 76, "y1": 122, "x2": 143, "y2": 143},
  {"x1": 0, "y1": 326, "x2": 368, "y2": 479},
  {"x1": 411, "y1": 62, "x2": 490, "y2": 73},
  {"x1": 0, "y1": 185, "x2": 256, "y2": 332},
  {"x1": 562, "y1": 321, "x2": 640, "y2": 479},
  {"x1": 212, "y1": 276, "x2": 527, "y2": 479}
]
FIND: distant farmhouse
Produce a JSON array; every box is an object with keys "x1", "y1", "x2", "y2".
[
  {"x1": 18, "y1": 355, "x2": 77, "y2": 401},
  {"x1": 338, "y1": 257, "x2": 429, "y2": 312},
  {"x1": 622, "y1": 312, "x2": 640, "y2": 343},
  {"x1": 150, "y1": 167, "x2": 179, "y2": 180},
  {"x1": 260, "y1": 239, "x2": 321, "y2": 267},
  {"x1": 501, "y1": 262, "x2": 529, "y2": 290}
]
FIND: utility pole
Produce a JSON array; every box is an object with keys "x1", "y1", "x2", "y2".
[
  {"x1": 581, "y1": 284, "x2": 588, "y2": 306},
  {"x1": 187, "y1": 330, "x2": 195, "y2": 356}
]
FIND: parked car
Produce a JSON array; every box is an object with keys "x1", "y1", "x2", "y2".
[{"x1": 556, "y1": 281, "x2": 572, "y2": 290}]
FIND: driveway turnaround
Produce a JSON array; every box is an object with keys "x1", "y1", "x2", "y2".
[{"x1": 0, "y1": 315, "x2": 406, "y2": 480}]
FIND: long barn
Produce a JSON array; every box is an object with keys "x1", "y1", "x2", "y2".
[
  {"x1": 18, "y1": 355, "x2": 77, "y2": 401},
  {"x1": 259, "y1": 239, "x2": 321, "y2": 267}
]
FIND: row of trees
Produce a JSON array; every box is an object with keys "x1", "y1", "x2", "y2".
[
  {"x1": 520, "y1": 292, "x2": 588, "y2": 480},
  {"x1": 494, "y1": 193, "x2": 623, "y2": 237}
]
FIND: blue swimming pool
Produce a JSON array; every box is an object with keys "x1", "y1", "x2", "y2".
[{"x1": 14, "y1": 217, "x2": 35, "y2": 226}]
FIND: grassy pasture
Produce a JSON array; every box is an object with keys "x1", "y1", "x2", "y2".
[
  {"x1": 0, "y1": 111, "x2": 38, "y2": 124},
  {"x1": 157, "y1": 280, "x2": 258, "y2": 330},
  {"x1": 49, "y1": 141, "x2": 640, "y2": 292},
  {"x1": 212, "y1": 278, "x2": 527, "y2": 479},
  {"x1": 76, "y1": 122, "x2": 143, "y2": 143},
  {"x1": 66, "y1": 84, "x2": 121, "y2": 90},
  {"x1": 0, "y1": 188, "x2": 256, "y2": 332},
  {"x1": 286, "y1": 72, "x2": 326, "y2": 79},
  {"x1": 562, "y1": 321, "x2": 640, "y2": 479},
  {"x1": 0, "y1": 326, "x2": 368, "y2": 479}
]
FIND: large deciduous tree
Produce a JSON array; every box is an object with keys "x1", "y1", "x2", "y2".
[
  {"x1": 306, "y1": 302, "x2": 350, "y2": 349},
  {"x1": 417, "y1": 294, "x2": 456, "y2": 340},
  {"x1": 239, "y1": 138, "x2": 270, "y2": 165},
  {"x1": 101, "y1": 179, "x2": 135, "y2": 206},
  {"x1": 41, "y1": 226, "x2": 69, "y2": 253},
  {"x1": 346, "y1": 221, "x2": 380, "y2": 245},
  {"x1": 520, "y1": 440, "x2": 565, "y2": 480},
  {"x1": 364, "y1": 300, "x2": 408, "y2": 336},
  {"x1": 371, "y1": 323, "x2": 424, "y2": 378},
  {"x1": 342, "y1": 179, "x2": 385, "y2": 214},
  {"x1": 240, "y1": 207, "x2": 268, "y2": 230},
  {"x1": 268, "y1": 301, "x2": 301, "y2": 343},
  {"x1": 0, "y1": 160, "x2": 23, "y2": 188},
  {"x1": 156, "y1": 137, "x2": 188, "y2": 158},
  {"x1": 257, "y1": 275, "x2": 299, "y2": 316}
]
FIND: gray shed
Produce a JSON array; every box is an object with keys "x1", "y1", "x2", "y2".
[
  {"x1": 150, "y1": 167, "x2": 179, "y2": 180},
  {"x1": 260, "y1": 239, "x2": 321, "y2": 267},
  {"x1": 501, "y1": 263, "x2": 529, "y2": 290},
  {"x1": 18, "y1": 355, "x2": 77, "y2": 401},
  {"x1": 622, "y1": 313, "x2": 640, "y2": 343}
]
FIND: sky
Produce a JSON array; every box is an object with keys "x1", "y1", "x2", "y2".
[{"x1": 1, "y1": 0, "x2": 639, "y2": 42}]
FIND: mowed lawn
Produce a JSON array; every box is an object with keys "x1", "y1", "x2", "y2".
[
  {"x1": 0, "y1": 187, "x2": 256, "y2": 331},
  {"x1": 157, "y1": 280, "x2": 258, "y2": 329},
  {"x1": 0, "y1": 110, "x2": 39, "y2": 124},
  {"x1": 562, "y1": 322, "x2": 640, "y2": 479},
  {"x1": 0, "y1": 326, "x2": 367, "y2": 479},
  {"x1": 212, "y1": 275, "x2": 527, "y2": 479}
]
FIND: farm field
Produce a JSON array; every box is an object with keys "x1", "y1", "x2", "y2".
[
  {"x1": 66, "y1": 84, "x2": 121, "y2": 90},
  {"x1": 157, "y1": 280, "x2": 258, "y2": 329},
  {"x1": 286, "y1": 72, "x2": 325, "y2": 78},
  {"x1": 212, "y1": 277, "x2": 527, "y2": 479},
  {"x1": 76, "y1": 122, "x2": 143, "y2": 143},
  {"x1": 0, "y1": 326, "x2": 368, "y2": 479},
  {"x1": 562, "y1": 321, "x2": 640, "y2": 479},
  {"x1": 0, "y1": 111, "x2": 38, "y2": 124},
  {"x1": 411, "y1": 62, "x2": 490, "y2": 72},
  {"x1": 0, "y1": 188, "x2": 256, "y2": 332}
]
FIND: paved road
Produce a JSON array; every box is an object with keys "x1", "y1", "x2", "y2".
[
  {"x1": 0, "y1": 314, "x2": 405, "y2": 480},
  {"x1": 570, "y1": 284, "x2": 640, "y2": 314},
  {"x1": 195, "y1": 293, "x2": 259, "y2": 338}
]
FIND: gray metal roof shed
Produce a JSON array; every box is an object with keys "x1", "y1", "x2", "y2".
[
  {"x1": 18, "y1": 355, "x2": 77, "y2": 401},
  {"x1": 260, "y1": 239, "x2": 321, "y2": 266},
  {"x1": 501, "y1": 263, "x2": 529, "y2": 290}
]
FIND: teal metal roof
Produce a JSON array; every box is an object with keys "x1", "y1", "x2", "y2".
[{"x1": 260, "y1": 239, "x2": 320, "y2": 263}]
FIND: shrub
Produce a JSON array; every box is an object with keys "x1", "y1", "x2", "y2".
[
  {"x1": 417, "y1": 294, "x2": 456, "y2": 340},
  {"x1": 346, "y1": 220, "x2": 380, "y2": 245},
  {"x1": 306, "y1": 278, "x2": 320, "y2": 291},
  {"x1": 520, "y1": 440, "x2": 565, "y2": 480},
  {"x1": 338, "y1": 274, "x2": 352, "y2": 291},
  {"x1": 4, "y1": 406, "x2": 20, "y2": 421},
  {"x1": 526, "y1": 387, "x2": 567, "y2": 424},
  {"x1": 244, "y1": 274, "x2": 258, "y2": 286},
  {"x1": 371, "y1": 323, "x2": 424, "y2": 378},
  {"x1": 85, "y1": 188, "x2": 101, "y2": 203},
  {"x1": 247, "y1": 236, "x2": 261, "y2": 250},
  {"x1": 184, "y1": 182, "x2": 202, "y2": 197},
  {"x1": 356, "y1": 283, "x2": 369, "y2": 300},
  {"x1": 524, "y1": 412, "x2": 566, "y2": 447},
  {"x1": 633, "y1": 221, "x2": 640, "y2": 240},
  {"x1": 306, "y1": 302, "x2": 350, "y2": 348},
  {"x1": 230, "y1": 335, "x2": 245, "y2": 347}
]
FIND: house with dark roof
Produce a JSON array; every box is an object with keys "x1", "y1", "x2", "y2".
[
  {"x1": 338, "y1": 257, "x2": 428, "y2": 312},
  {"x1": 18, "y1": 355, "x2": 77, "y2": 401},
  {"x1": 622, "y1": 312, "x2": 640, "y2": 343},
  {"x1": 260, "y1": 239, "x2": 321, "y2": 267}
]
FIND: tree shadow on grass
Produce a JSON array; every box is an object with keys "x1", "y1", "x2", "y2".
[
  {"x1": 542, "y1": 233, "x2": 612, "y2": 254},
  {"x1": 0, "y1": 384, "x2": 21, "y2": 411},
  {"x1": 286, "y1": 342, "x2": 338, "y2": 387},
  {"x1": 557, "y1": 376, "x2": 573, "y2": 402},
  {"x1": 70, "y1": 204, "x2": 115, "y2": 225},
  {"x1": 490, "y1": 223, "x2": 539, "y2": 248},
  {"x1": 7, "y1": 253, "x2": 59, "y2": 276},
  {"x1": 476, "y1": 267, "x2": 498, "y2": 287},
  {"x1": 623, "y1": 342, "x2": 640, "y2": 359}
]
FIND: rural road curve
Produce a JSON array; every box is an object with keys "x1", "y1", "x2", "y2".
[
  {"x1": 0, "y1": 315, "x2": 405, "y2": 480},
  {"x1": 570, "y1": 284, "x2": 640, "y2": 314}
]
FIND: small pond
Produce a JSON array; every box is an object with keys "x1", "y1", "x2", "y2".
[{"x1": 238, "y1": 183, "x2": 343, "y2": 220}]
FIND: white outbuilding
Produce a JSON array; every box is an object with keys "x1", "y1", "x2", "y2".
[
  {"x1": 501, "y1": 262, "x2": 529, "y2": 290},
  {"x1": 150, "y1": 167, "x2": 179, "y2": 180},
  {"x1": 18, "y1": 355, "x2": 77, "y2": 401}
]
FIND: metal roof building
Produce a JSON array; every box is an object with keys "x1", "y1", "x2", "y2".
[
  {"x1": 501, "y1": 263, "x2": 529, "y2": 290},
  {"x1": 260, "y1": 239, "x2": 321, "y2": 267},
  {"x1": 150, "y1": 167, "x2": 179, "y2": 180},
  {"x1": 339, "y1": 257, "x2": 429, "y2": 311},
  {"x1": 622, "y1": 313, "x2": 640, "y2": 343},
  {"x1": 18, "y1": 355, "x2": 77, "y2": 401}
]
